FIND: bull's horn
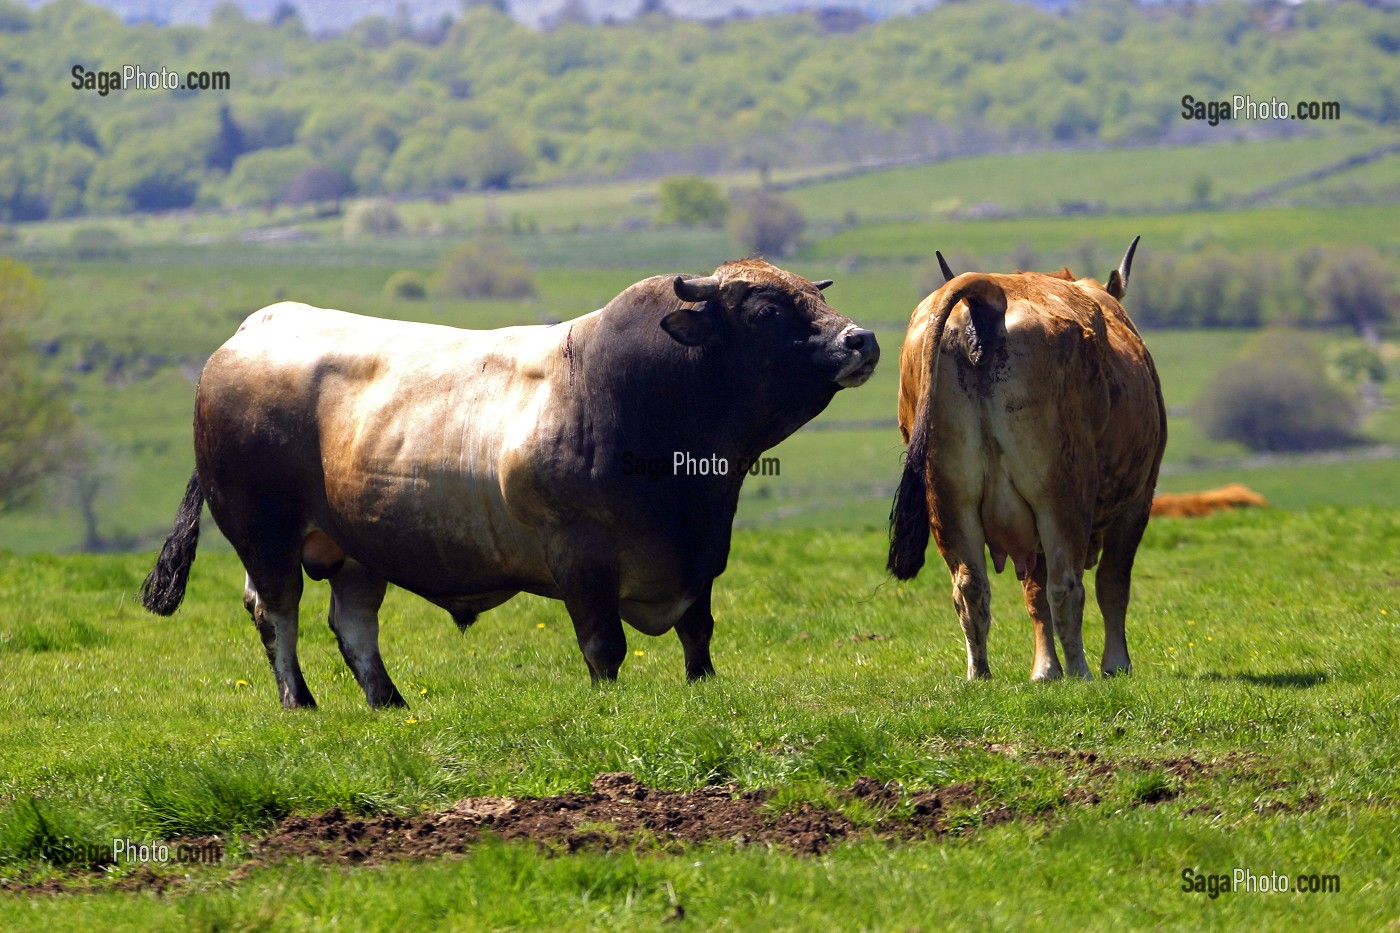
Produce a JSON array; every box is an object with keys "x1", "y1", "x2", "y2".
[
  {"x1": 1107, "y1": 235, "x2": 1140, "y2": 300},
  {"x1": 936, "y1": 251, "x2": 955, "y2": 282},
  {"x1": 674, "y1": 275, "x2": 721, "y2": 303},
  {"x1": 813, "y1": 279, "x2": 834, "y2": 291}
]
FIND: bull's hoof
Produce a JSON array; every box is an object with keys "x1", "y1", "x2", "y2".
[
  {"x1": 368, "y1": 691, "x2": 408, "y2": 709},
  {"x1": 1101, "y1": 664, "x2": 1133, "y2": 678}
]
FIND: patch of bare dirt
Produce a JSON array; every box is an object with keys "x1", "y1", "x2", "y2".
[{"x1": 0, "y1": 748, "x2": 1271, "y2": 895}]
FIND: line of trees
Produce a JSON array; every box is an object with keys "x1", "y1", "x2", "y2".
[{"x1": 4, "y1": 0, "x2": 1400, "y2": 221}]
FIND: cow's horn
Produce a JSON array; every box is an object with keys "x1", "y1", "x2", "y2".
[
  {"x1": 813, "y1": 279, "x2": 834, "y2": 291},
  {"x1": 936, "y1": 251, "x2": 955, "y2": 283},
  {"x1": 674, "y1": 275, "x2": 721, "y2": 303},
  {"x1": 1108, "y1": 235, "x2": 1140, "y2": 299}
]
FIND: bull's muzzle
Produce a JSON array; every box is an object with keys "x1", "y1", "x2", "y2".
[{"x1": 835, "y1": 327, "x2": 880, "y2": 387}]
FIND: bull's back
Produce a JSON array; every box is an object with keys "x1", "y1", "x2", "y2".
[{"x1": 196, "y1": 303, "x2": 569, "y2": 594}]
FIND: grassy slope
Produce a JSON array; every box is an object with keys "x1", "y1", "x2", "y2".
[
  {"x1": 0, "y1": 512, "x2": 1397, "y2": 927},
  {"x1": 786, "y1": 131, "x2": 1400, "y2": 223}
]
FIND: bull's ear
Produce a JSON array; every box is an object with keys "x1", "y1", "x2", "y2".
[
  {"x1": 813, "y1": 279, "x2": 834, "y2": 291},
  {"x1": 1107, "y1": 235, "x2": 1140, "y2": 300},
  {"x1": 661, "y1": 307, "x2": 720, "y2": 348}
]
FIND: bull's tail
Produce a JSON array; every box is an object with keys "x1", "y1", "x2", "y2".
[
  {"x1": 888, "y1": 274, "x2": 1008, "y2": 580},
  {"x1": 141, "y1": 471, "x2": 205, "y2": 616}
]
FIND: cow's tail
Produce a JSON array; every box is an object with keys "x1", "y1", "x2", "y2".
[
  {"x1": 888, "y1": 275, "x2": 1007, "y2": 580},
  {"x1": 141, "y1": 471, "x2": 205, "y2": 616}
]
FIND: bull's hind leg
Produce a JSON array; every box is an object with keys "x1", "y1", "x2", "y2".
[
  {"x1": 242, "y1": 567, "x2": 315, "y2": 709},
  {"x1": 1021, "y1": 559, "x2": 1064, "y2": 681},
  {"x1": 1095, "y1": 505, "x2": 1151, "y2": 677},
  {"x1": 326, "y1": 560, "x2": 406, "y2": 708}
]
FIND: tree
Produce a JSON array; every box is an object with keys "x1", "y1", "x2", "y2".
[
  {"x1": 657, "y1": 176, "x2": 729, "y2": 227},
  {"x1": 1195, "y1": 330, "x2": 1360, "y2": 453},
  {"x1": 224, "y1": 146, "x2": 316, "y2": 206},
  {"x1": 1306, "y1": 247, "x2": 1396, "y2": 343},
  {"x1": 729, "y1": 191, "x2": 805, "y2": 258},
  {"x1": 435, "y1": 239, "x2": 537, "y2": 299},
  {"x1": 284, "y1": 164, "x2": 352, "y2": 205},
  {"x1": 0, "y1": 260, "x2": 74, "y2": 516},
  {"x1": 471, "y1": 129, "x2": 533, "y2": 191},
  {"x1": 343, "y1": 198, "x2": 403, "y2": 237}
]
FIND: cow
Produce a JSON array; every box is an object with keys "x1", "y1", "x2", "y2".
[
  {"x1": 1150, "y1": 483, "x2": 1268, "y2": 518},
  {"x1": 888, "y1": 239, "x2": 1166, "y2": 681},
  {"x1": 141, "y1": 259, "x2": 879, "y2": 709}
]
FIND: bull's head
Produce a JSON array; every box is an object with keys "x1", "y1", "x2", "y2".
[{"x1": 661, "y1": 259, "x2": 879, "y2": 389}]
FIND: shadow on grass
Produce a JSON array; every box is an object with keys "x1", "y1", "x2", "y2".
[{"x1": 1187, "y1": 671, "x2": 1329, "y2": 689}]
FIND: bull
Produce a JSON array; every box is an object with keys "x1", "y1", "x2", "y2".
[{"x1": 142, "y1": 259, "x2": 879, "y2": 708}]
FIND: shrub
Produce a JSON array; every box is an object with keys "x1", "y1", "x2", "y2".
[
  {"x1": 1195, "y1": 330, "x2": 1360, "y2": 452},
  {"x1": 729, "y1": 191, "x2": 805, "y2": 257},
  {"x1": 657, "y1": 175, "x2": 729, "y2": 227},
  {"x1": 383, "y1": 270, "x2": 427, "y2": 300},
  {"x1": 435, "y1": 239, "x2": 537, "y2": 300},
  {"x1": 68, "y1": 226, "x2": 128, "y2": 260},
  {"x1": 343, "y1": 199, "x2": 403, "y2": 238}
]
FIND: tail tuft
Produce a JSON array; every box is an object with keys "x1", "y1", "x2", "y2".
[
  {"x1": 888, "y1": 381, "x2": 932, "y2": 579},
  {"x1": 141, "y1": 471, "x2": 204, "y2": 616}
]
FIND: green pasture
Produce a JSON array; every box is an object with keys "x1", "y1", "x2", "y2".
[
  {"x1": 787, "y1": 131, "x2": 1400, "y2": 224},
  {"x1": 1, "y1": 510, "x2": 1397, "y2": 927},
  {"x1": 806, "y1": 203, "x2": 1400, "y2": 264}
]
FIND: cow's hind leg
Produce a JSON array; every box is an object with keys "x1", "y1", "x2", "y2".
[
  {"x1": 242, "y1": 567, "x2": 315, "y2": 709},
  {"x1": 939, "y1": 513, "x2": 993, "y2": 679},
  {"x1": 1036, "y1": 510, "x2": 1093, "y2": 680},
  {"x1": 1021, "y1": 558, "x2": 1064, "y2": 681},
  {"x1": 675, "y1": 582, "x2": 716, "y2": 681},
  {"x1": 1095, "y1": 505, "x2": 1150, "y2": 677},
  {"x1": 327, "y1": 560, "x2": 406, "y2": 708}
]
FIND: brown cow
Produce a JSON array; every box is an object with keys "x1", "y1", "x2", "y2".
[
  {"x1": 889, "y1": 240, "x2": 1167, "y2": 680},
  {"x1": 1150, "y1": 483, "x2": 1269, "y2": 518}
]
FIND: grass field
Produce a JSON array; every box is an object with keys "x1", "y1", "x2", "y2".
[
  {"x1": 1, "y1": 511, "x2": 1397, "y2": 927},
  {"x1": 2, "y1": 135, "x2": 1399, "y2": 927}
]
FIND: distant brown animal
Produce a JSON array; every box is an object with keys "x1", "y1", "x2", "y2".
[
  {"x1": 889, "y1": 239, "x2": 1167, "y2": 681},
  {"x1": 1150, "y1": 484, "x2": 1269, "y2": 518}
]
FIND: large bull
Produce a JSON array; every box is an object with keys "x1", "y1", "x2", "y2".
[
  {"x1": 142, "y1": 259, "x2": 879, "y2": 708},
  {"x1": 888, "y1": 240, "x2": 1166, "y2": 680}
]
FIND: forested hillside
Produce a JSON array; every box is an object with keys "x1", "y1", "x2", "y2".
[{"x1": 3, "y1": 0, "x2": 1398, "y2": 221}]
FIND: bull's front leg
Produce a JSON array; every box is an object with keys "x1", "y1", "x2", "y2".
[
  {"x1": 674, "y1": 582, "x2": 716, "y2": 681},
  {"x1": 327, "y1": 560, "x2": 406, "y2": 709},
  {"x1": 549, "y1": 536, "x2": 627, "y2": 682}
]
